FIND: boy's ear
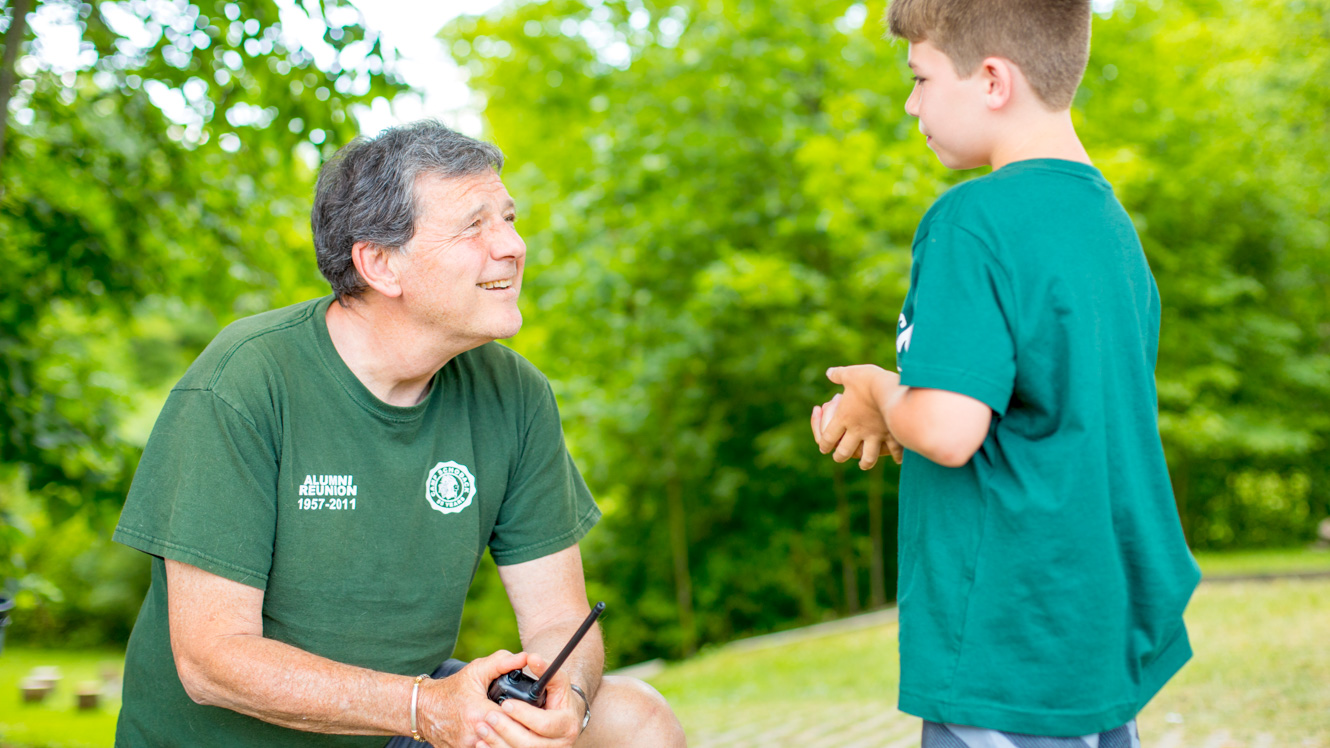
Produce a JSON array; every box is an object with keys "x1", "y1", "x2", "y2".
[
  {"x1": 351, "y1": 240, "x2": 405, "y2": 298},
  {"x1": 979, "y1": 56, "x2": 1016, "y2": 111}
]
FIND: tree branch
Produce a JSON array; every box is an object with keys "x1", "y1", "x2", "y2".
[{"x1": 0, "y1": 0, "x2": 34, "y2": 178}]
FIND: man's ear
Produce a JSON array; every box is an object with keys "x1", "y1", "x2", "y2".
[
  {"x1": 351, "y1": 240, "x2": 404, "y2": 298},
  {"x1": 980, "y1": 56, "x2": 1016, "y2": 111}
]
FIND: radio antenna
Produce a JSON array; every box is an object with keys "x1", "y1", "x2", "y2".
[{"x1": 531, "y1": 601, "x2": 605, "y2": 695}]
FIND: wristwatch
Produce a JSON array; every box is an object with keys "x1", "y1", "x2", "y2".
[{"x1": 569, "y1": 684, "x2": 591, "y2": 734}]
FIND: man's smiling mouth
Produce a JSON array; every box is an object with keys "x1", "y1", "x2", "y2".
[{"x1": 478, "y1": 279, "x2": 513, "y2": 290}]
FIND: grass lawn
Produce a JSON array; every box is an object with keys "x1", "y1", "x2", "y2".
[
  {"x1": 1136, "y1": 578, "x2": 1330, "y2": 741},
  {"x1": 0, "y1": 648, "x2": 123, "y2": 748},
  {"x1": 1193, "y1": 545, "x2": 1330, "y2": 577},
  {"x1": 1, "y1": 547, "x2": 1326, "y2": 747},
  {"x1": 651, "y1": 548, "x2": 1330, "y2": 745}
]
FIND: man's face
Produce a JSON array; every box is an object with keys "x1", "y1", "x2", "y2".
[
  {"x1": 395, "y1": 169, "x2": 526, "y2": 347},
  {"x1": 904, "y1": 40, "x2": 992, "y2": 170}
]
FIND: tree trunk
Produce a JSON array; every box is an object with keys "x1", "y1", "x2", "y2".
[
  {"x1": 834, "y1": 463, "x2": 859, "y2": 614},
  {"x1": 666, "y1": 470, "x2": 696, "y2": 657},
  {"x1": 1171, "y1": 457, "x2": 1191, "y2": 545},
  {"x1": 0, "y1": 0, "x2": 33, "y2": 178},
  {"x1": 867, "y1": 463, "x2": 887, "y2": 608}
]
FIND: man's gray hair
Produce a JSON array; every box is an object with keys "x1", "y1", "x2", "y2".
[{"x1": 312, "y1": 120, "x2": 505, "y2": 300}]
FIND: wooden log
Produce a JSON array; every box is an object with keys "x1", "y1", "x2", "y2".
[
  {"x1": 20, "y1": 678, "x2": 51, "y2": 703},
  {"x1": 76, "y1": 682, "x2": 102, "y2": 710}
]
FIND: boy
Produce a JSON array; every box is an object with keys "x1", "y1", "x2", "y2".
[{"x1": 811, "y1": 0, "x2": 1200, "y2": 743}]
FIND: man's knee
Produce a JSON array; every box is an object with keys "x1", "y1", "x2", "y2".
[{"x1": 578, "y1": 675, "x2": 685, "y2": 747}]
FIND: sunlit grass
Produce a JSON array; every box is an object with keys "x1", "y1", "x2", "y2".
[
  {"x1": 654, "y1": 575, "x2": 1330, "y2": 745},
  {"x1": 1136, "y1": 578, "x2": 1330, "y2": 742},
  {"x1": 2, "y1": 551, "x2": 1327, "y2": 747},
  {"x1": 1193, "y1": 545, "x2": 1330, "y2": 577},
  {"x1": 0, "y1": 648, "x2": 123, "y2": 748}
]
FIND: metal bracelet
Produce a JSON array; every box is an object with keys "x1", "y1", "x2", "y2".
[
  {"x1": 570, "y1": 683, "x2": 591, "y2": 734},
  {"x1": 410, "y1": 674, "x2": 430, "y2": 742}
]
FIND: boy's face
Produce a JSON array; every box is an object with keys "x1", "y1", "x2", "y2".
[{"x1": 905, "y1": 40, "x2": 993, "y2": 170}]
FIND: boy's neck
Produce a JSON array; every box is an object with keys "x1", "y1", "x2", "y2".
[{"x1": 988, "y1": 108, "x2": 1092, "y2": 171}]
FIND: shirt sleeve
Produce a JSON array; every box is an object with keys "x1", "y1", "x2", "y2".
[
  {"x1": 487, "y1": 380, "x2": 600, "y2": 566},
  {"x1": 899, "y1": 221, "x2": 1018, "y2": 415},
  {"x1": 112, "y1": 388, "x2": 278, "y2": 589}
]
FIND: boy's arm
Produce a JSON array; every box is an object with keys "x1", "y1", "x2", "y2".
[{"x1": 816, "y1": 365, "x2": 991, "y2": 468}]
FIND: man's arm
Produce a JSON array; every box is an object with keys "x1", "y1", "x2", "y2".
[
  {"x1": 164, "y1": 558, "x2": 515, "y2": 746},
  {"x1": 482, "y1": 545, "x2": 599, "y2": 746},
  {"x1": 814, "y1": 365, "x2": 991, "y2": 468}
]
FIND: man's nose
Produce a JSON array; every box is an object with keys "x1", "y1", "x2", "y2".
[{"x1": 490, "y1": 222, "x2": 526, "y2": 261}]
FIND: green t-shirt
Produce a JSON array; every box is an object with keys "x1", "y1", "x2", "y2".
[
  {"x1": 112, "y1": 296, "x2": 600, "y2": 747},
  {"x1": 894, "y1": 159, "x2": 1201, "y2": 735}
]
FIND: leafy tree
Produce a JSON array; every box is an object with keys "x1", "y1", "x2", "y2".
[
  {"x1": 446, "y1": 0, "x2": 913, "y2": 662},
  {"x1": 1076, "y1": 0, "x2": 1330, "y2": 548},
  {"x1": 447, "y1": 0, "x2": 1329, "y2": 663},
  {"x1": 0, "y1": 0, "x2": 401, "y2": 643}
]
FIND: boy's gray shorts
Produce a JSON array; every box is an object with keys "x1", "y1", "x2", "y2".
[{"x1": 922, "y1": 719, "x2": 1140, "y2": 748}]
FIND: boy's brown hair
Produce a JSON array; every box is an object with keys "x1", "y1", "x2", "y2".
[{"x1": 887, "y1": 0, "x2": 1092, "y2": 110}]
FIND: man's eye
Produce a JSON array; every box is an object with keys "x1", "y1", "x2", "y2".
[
  {"x1": 505, "y1": 215, "x2": 517, "y2": 223},
  {"x1": 913, "y1": 76, "x2": 925, "y2": 84}
]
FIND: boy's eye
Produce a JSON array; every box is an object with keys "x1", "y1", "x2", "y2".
[{"x1": 913, "y1": 76, "x2": 925, "y2": 84}]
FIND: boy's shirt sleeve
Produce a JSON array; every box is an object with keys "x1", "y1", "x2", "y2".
[{"x1": 898, "y1": 221, "x2": 1017, "y2": 416}]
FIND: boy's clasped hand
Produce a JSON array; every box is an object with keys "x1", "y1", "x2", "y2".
[{"x1": 811, "y1": 365, "x2": 905, "y2": 470}]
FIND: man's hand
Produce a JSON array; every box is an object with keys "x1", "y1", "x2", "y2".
[
  {"x1": 811, "y1": 365, "x2": 905, "y2": 470},
  {"x1": 415, "y1": 651, "x2": 520, "y2": 748},
  {"x1": 473, "y1": 652, "x2": 581, "y2": 748},
  {"x1": 491, "y1": 546, "x2": 601, "y2": 747}
]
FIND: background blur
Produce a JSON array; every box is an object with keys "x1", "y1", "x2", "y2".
[{"x1": 1, "y1": 0, "x2": 1328, "y2": 674}]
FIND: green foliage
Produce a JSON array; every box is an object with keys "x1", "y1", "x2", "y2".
[
  {"x1": 444, "y1": 0, "x2": 1330, "y2": 662},
  {"x1": 0, "y1": 0, "x2": 401, "y2": 642},
  {"x1": 446, "y1": 0, "x2": 915, "y2": 664},
  {"x1": 2, "y1": 0, "x2": 1326, "y2": 668},
  {"x1": 1077, "y1": 0, "x2": 1330, "y2": 548}
]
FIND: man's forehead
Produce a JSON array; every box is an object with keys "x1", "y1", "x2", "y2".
[{"x1": 417, "y1": 170, "x2": 514, "y2": 212}]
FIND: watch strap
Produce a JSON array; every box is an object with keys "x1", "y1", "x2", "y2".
[{"x1": 569, "y1": 683, "x2": 591, "y2": 733}]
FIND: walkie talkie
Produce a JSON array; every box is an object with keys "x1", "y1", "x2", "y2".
[{"x1": 487, "y1": 601, "x2": 606, "y2": 708}]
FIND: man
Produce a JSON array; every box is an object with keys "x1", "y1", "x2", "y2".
[{"x1": 113, "y1": 121, "x2": 685, "y2": 747}]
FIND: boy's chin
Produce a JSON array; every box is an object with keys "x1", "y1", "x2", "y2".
[{"x1": 934, "y1": 149, "x2": 989, "y2": 171}]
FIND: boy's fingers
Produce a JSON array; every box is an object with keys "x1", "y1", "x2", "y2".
[
  {"x1": 859, "y1": 439, "x2": 881, "y2": 470},
  {"x1": 818, "y1": 420, "x2": 846, "y2": 454},
  {"x1": 832, "y1": 433, "x2": 860, "y2": 463},
  {"x1": 811, "y1": 405, "x2": 823, "y2": 442},
  {"x1": 826, "y1": 367, "x2": 844, "y2": 385},
  {"x1": 820, "y1": 394, "x2": 840, "y2": 432}
]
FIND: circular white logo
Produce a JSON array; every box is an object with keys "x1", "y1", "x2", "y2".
[{"x1": 425, "y1": 461, "x2": 476, "y2": 515}]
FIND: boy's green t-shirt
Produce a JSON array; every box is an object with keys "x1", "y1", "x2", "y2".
[
  {"x1": 112, "y1": 296, "x2": 600, "y2": 747},
  {"x1": 894, "y1": 159, "x2": 1201, "y2": 735}
]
